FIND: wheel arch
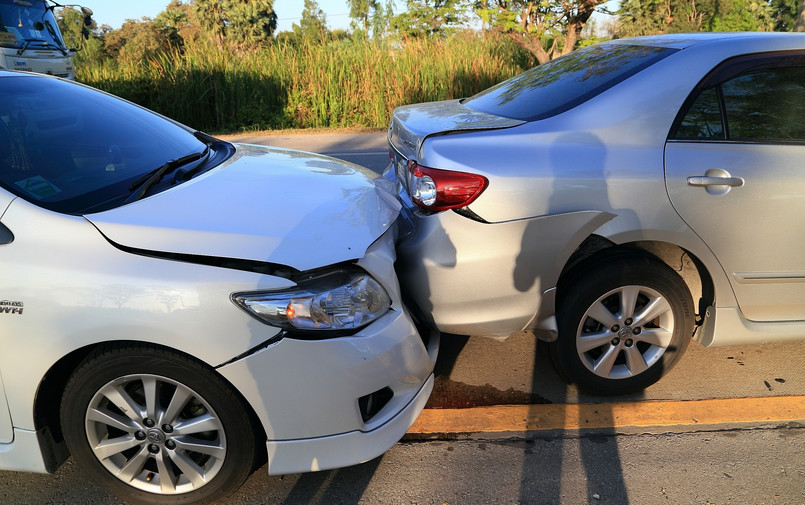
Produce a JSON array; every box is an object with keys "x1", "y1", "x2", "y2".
[
  {"x1": 32, "y1": 340, "x2": 268, "y2": 473},
  {"x1": 557, "y1": 235, "x2": 715, "y2": 324}
]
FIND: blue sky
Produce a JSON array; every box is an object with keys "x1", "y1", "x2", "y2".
[{"x1": 75, "y1": 0, "x2": 355, "y2": 32}]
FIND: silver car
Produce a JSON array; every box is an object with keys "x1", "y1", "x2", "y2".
[
  {"x1": 386, "y1": 32, "x2": 805, "y2": 395},
  {"x1": 0, "y1": 72, "x2": 437, "y2": 504}
]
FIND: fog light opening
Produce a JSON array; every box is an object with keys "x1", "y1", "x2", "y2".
[{"x1": 358, "y1": 387, "x2": 394, "y2": 423}]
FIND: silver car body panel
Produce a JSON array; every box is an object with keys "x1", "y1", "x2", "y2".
[
  {"x1": 666, "y1": 143, "x2": 805, "y2": 322},
  {"x1": 389, "y1": 33, "x2": 805, "y2": 345},
  {"x1": 388, "y1": 99, "x2": 524, "y2": 161},
  {"x1": 396, "y1": 208, "x2": 614, "y2": 337},
  {"x1": 0, "y1": 146, "x2": 435, "y2": 474}
]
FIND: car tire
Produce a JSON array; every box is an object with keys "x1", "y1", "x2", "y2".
[
  {"x1": 60, "y1": 344, "x2": 257, "y2": 505},
  {"x1": 552, "y1": 253, "x2": 695, "y2": 395}
]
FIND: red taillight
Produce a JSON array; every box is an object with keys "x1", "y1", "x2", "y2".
[{"x1": 407, "y1": 160, "x2": 488, "y2": 211}]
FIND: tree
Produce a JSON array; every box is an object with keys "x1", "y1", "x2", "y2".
[
  {"x1": 617, "y1": 0, "x2": 775, "y2": 36},
  {"x1": 391, "y1": 0, "x2": 470, "y2": 38},
  {"x1": 372, "y1": 0, "x2": 395, "y2": 38},
  {"x1": 103, "y1": 18, "x2": 178, "y2": 64},
  {"x1": 476, "y1": 0, "x2": 605, "y2": 64},
  {"x1": 154, "y1": 0, "x2": 190, "y2": 49},
  {"x1": 56, "y1": 7, "x2": 104, "y2": 66},
  {"x1": 798, "y1": 0, "x2": 805, "y2": 30},
  {"x1": 193, "y1": 0, "x2": 277, "y2": 47},
  {"x1": 292, "y1": 0, "x2": 330, "y2": 43},
  {"x1": 773, "y1": 0, "x2": 805, "y2": 30},
  {"x1": 347, "y1": 0, "x2": 379, "y2": 37}
]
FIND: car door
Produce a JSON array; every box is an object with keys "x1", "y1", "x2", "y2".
[{"x1": 665, "y1": 52, "x2": 805, "y2": 322}]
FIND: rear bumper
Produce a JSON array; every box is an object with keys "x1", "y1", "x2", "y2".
[{"x1": 387, "y1": 163, "x2": 614, "y2": 338}]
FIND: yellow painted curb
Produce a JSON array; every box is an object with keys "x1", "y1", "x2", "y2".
[{"x1": 408, "y1": 396, "x2": 805, "y2": 434}]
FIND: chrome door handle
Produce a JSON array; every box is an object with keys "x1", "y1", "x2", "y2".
[{"x1": 687, "y1": 176, "x2": 744, "y2": 187}]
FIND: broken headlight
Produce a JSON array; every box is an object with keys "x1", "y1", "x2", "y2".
[{"x1": 232, "y1": 267, "x2": 391, "y2": 333}]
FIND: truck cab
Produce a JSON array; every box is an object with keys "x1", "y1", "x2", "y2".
[{"x1": 0, "y1": 0, "x2": 78, "y2": 79}]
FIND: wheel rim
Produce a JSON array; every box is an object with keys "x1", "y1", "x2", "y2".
[
  {"x1": 84, "y1": 374, "x2": 227, "y2": 495},
  {"x1": 575, "y1": 285, "x2": 675, "y2": 381}
]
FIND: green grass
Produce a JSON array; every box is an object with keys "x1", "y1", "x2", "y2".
[{"x1": 77, "y1": 35, "x2": 535, "y2": 133}]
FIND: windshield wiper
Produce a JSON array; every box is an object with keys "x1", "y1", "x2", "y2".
[
  {"x1": 16, "y1": 39, "x2": 37, "y2": 56},
  {"x1": 43, "y1": 21, "x2": 67, "y2": 56},
  {"x1": 127, "y1": 147, "x2": 210, "y2": 203},
  {"x1": 173, "y1": 131, "x2": 219, "y2": 181}
]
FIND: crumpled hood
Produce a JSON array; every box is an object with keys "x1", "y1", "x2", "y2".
[{"x1": 86, "y1": 144, "x2": 401, "y2": 272}]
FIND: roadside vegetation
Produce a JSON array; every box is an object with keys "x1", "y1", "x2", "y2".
[{"x1": 56, "y1": 0, "x2": 805, "y2": 133}]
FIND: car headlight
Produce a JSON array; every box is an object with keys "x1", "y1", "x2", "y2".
[{"x1": 232, "y1": 267, "x2": 391, "y2": 333}]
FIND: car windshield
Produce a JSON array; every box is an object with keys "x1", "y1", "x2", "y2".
[
  {"x1": 0, "y1": 0, "x2": 64, "y2": 50},
  {"x1": 463, "y1": 42, "x2": 678, "y2": 121},
  {"x1": 0, "y1": 74, "x2": 213, "y2": 214}
]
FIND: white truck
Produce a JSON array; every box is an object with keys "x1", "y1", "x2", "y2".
[{"x1": 0, "y1": 0, "x2": 91, "y2": 80}]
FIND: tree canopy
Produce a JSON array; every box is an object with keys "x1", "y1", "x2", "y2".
[
  {"x1": 292, "y1": 0, "x2": 330, "y2": 43},
  {"x1": 477, "y1": 0, "x2": 606, "y2": 64},
  {"x1": 193, "y1": 0, "x2": 277, "y2": 46},
  {"x1": 617, "y1": 0, "x2": 779, "y2": 35},
  {"x1": 57, "y1": 0, "x2": 805, "y2": 73}
]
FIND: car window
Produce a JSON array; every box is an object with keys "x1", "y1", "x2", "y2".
[
  {"x1": 723, "y1": 67, "x2": 805, "y2": 141},
  {"x1": 674, "y1": 87, "x2": 724, "y2": 139},
  {"x1": 673, "y1": 56, "x2": 805, "y2": 142},
  {"x1": 463, "y1": 42, "x2": 678, "y2": 121},
  {"x1": 0, "y1": 74, "x2": 223, "y2": 214}
]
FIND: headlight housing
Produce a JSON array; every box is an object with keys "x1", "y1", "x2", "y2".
[{"x1": 232, "y1": 267, "x2": 392, "y2": 333}]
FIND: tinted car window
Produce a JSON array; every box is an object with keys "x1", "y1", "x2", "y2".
[
  {"x1": 463, "y1": 43, "x2": 677, "y2": 121},
  {"x1": 673, "y1": 56, "x2": 805, "y2": 142},
  {"x1": 674, "y1": 87, "x2": 724, "y2": 139},
  {"x1": 0, "y1": 74, "x2": 220, "y2": 214},
  {"x1": 723, "y1": 67, "x2": 805, "y2": 141}
]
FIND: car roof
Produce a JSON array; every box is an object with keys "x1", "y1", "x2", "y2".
[
  {"x1": 0, "y1": 69, "x2": 50, "y2": 79},
  {"x1": 610, "y1": 32, "x2": 805, "y2": 50}
]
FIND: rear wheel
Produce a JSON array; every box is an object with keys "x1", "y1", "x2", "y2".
[
  {"x1": 61, "y1": 345, "x2": 257, "y2": 505},
  {"x1": 552, "y1": 254, "x2": 695, "y2": 395}
]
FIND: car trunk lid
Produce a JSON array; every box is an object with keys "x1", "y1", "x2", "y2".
[{"x1": 388, "y1": 99, "x2": 525, "y2": 160}]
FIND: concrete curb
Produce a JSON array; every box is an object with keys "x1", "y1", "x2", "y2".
[{"x1": 407, "y1": 396, "x2": 805, "y2": 436}]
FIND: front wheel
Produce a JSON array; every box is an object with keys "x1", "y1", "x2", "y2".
[
  {"x1": 61, "y1": 344, "x2": 257, "y2": 505},
  {"x1": 551, "y1": 254, "x2": 695, "y2": 395}
]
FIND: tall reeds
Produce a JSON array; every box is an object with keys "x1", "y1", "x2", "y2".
[{"x1": 78, "y1": 35, "x2": 535, "y2": 133}]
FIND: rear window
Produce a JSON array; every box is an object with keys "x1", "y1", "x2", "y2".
[{"x1": 463, "y1": 43, "x2": 677, "y2": 121}]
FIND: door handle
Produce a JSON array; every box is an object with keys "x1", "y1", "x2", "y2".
[{"x1": 687, "y1": 176, "x2": 744, "y2": 187}]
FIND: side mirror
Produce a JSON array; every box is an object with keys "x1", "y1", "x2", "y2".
[
  {"x1": 81, "y1": 7, "x2": 93, "y2": 27},
  {"x1": 34, "y1": 21, "x2": 45, "y2": 31}
]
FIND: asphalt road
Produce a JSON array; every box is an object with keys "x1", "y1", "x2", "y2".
[
  {"x1": 3, "y1": 427, "x2": 803, "y2": 504},
  {"x1": 1, "y1": 132, "x2": 802, "y2": 504}
]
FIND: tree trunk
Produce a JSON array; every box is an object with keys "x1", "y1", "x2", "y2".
[
  {"x1": 507, "y1": 31, "x2": 552, "y2": 65},
  {"x1": 796, "y1": 0, "x2": 805, "y2": 32}
]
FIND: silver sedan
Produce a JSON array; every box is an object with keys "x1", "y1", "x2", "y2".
[{"x1": 386, "y1": 32, "x2": 805, "y2": 395}]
